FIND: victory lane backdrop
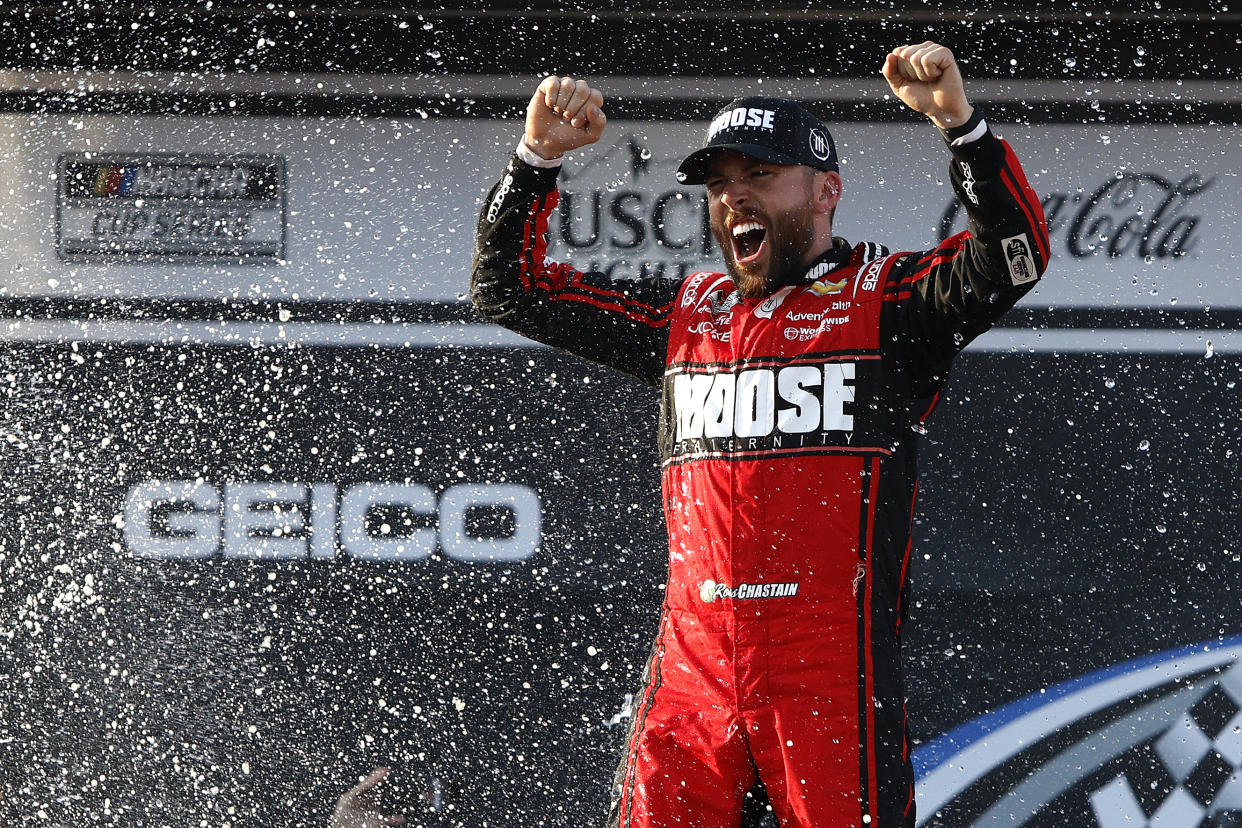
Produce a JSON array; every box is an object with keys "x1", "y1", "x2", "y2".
[
  {"x1": 0, "y1": 341, "x2": 666, "y2": 827},
  {"x1": 6, "y1": 334, "x2": 1242, "y2": 825}
]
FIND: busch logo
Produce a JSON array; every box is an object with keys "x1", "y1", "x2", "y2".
[
  {"x1": 671, "y1": 362, "x2": 855, "y2": 442},
  {"x1": 699, "y1": 579, "x2": 800, "y2": 603}
]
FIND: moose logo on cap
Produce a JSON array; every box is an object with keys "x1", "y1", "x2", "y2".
[{"x1": 707, "y1": 106, "x2": 777, "y2": 141}]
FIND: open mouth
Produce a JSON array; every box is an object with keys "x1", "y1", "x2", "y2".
[{"x1": 730, "y1": 220, "x2": 768, "y2": 266}]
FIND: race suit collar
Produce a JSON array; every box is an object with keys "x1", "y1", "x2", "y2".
[{"x1": 800, "y1": 236, "x2": 852, "y2": 282}]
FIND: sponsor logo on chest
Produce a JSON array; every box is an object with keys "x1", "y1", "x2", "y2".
[
  {"x1": 806, "y1": 277, "x2": 848, "y2": 296},
  {"x1": 687, "y1": 289, "x2": 855, "y2": 343},
  {"x1": 687, "y1": 319, "x2": 731, "y2": 341},
  {"x1": 753, "y1": 285, "x2": 795, "y2": 319},
  {"x1": 782, "y1": 307, "x2": 852, "y2": 341},
  {"x1": 708, "y1": 289, "x2": 742, "y2": 317},
  {"x1": 856, "y1": 256, "x2": 886, "y2": 295},
  {"x1": 681, "y1": 271, "x2": 712, "y2": 308},
  {"x1": 670, "y1": 362, "x2": 855, "y2": 441},
  {"x1": 687, "y1": 287, "x2": 741, "y2": 340}
]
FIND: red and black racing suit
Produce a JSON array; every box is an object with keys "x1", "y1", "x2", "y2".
[{"x1": 471, "y1": 114, "x2": 1049, "y2": 828}]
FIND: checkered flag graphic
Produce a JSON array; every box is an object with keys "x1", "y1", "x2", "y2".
[{"x1": 1091, "y1": 662, "x2": 1242, "y2": 827}]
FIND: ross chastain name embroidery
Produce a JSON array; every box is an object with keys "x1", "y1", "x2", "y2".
[{"x1": 699, "y1": 579, "x2": 801, "y2": 603}]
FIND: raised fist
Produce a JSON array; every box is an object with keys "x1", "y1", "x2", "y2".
[
  {"x1": 881, "y1": 42, "x2": 974, "y2": 130},
  {"x1": 523, "y1": 75, "x2": 607, "y2": 160}
]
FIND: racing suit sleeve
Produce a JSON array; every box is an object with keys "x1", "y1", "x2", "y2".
[
  {"x1": 881, "y1": 113, "x2": 1050, "y2": 398},
  {"x1": 471, "y1": 152, "x2": 678, "y2": 386}
]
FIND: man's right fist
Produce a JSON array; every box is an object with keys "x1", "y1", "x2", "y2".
[{"x1": 523, "y1": 76, "x2": 607, "y2": 161}]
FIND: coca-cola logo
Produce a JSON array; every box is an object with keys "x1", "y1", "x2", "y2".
[{"x1": 939, "y1": 172, "x2": 1213, "y2": 260}]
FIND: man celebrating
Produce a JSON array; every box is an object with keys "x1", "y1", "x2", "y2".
[{"x1": 471, "y1": 42, "x2": 1048, "y2": 828}]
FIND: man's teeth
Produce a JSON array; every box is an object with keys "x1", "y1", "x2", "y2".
[{"x1": 732, "y1": 221, "x2": 764, "y2": 237}]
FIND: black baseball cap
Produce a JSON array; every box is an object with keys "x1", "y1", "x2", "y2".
[{"x1": 677, "y1": 95, "x2": 839, "y2": 185}]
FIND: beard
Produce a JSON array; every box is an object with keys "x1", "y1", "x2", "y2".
[{"x1": 711, "y1": 201, "x2": 817, "y2": 300}]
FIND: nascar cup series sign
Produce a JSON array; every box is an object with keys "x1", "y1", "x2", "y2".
[
  {"x1": 916, "y1": 637, "x2": 1242, "y2": 827},
  {"x1": 55, "y1": 153, "x2": 286, "y2": 262}
]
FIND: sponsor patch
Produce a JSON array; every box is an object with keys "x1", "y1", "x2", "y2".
[
  {"x1": 783, "y1": 315, "x2": 850, "y2": 341},
  {"x1": 804, "y1": 261, "x2": 839, "y2": 282},
  {"x1": 687, "y1": 319, "x2": 731, "y2": 342},
  {"x1": 666, "y1": 361, "x2": 856, "y2": 463},
  {"x1": 485, "y1": 172, "x2": 513, "y2": 224},
  {"x1": 853, "y1": 254, "x2": 892, "y2": 297},
  {"x1": 960, "y1": 160, "x2": 979, "y2": 205},
  {"x1": 680, "y1": 271, "x2": 712, "y2": 307},
  {"x1": 806, "y1": 278, "x2": 848, "y2": 296},
  {"x1": 1002, "y1": 233, "x2": 1038, "y2": 285},
  {"x1": 754, "y1": 285, "x2": 795, "y2": 319},
  {"x1": 708, "y1": 289, "x2": 742, "y2": 318}
]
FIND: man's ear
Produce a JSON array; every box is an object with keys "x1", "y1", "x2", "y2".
[{"x1": 814, "y1": 171, "x2": 843, "y2": 215}]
